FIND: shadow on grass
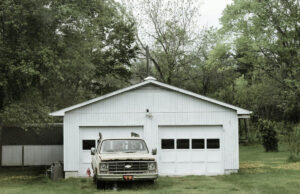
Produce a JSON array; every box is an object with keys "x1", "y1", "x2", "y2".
[{"x1": 95, "y1": 180, "x2": 160, "y2": 191}]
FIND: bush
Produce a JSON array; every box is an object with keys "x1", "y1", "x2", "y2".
[
  {"x1": 287, "y1": 155, "x2": 300, "y2": 163},
  {"x1": 258, "y1": 119, "x2": 278, "y2": 152},
  {"x1": 285, "y1": 124, "x2": 300, "y2": 162}
]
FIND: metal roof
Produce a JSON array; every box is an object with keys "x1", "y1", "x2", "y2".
[{"x1": 50, "y1": 76, "x2": 252, "y2": 117}]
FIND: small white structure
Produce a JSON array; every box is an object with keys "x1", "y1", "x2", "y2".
[
  {"x1": 2, "y1": 145, "x2": 63, "y2": 166},
  {"x1": 50, "y1": 77, "x2": 251, "y2": 177}
]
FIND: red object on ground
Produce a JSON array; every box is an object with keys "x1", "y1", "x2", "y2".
[{"x1": 86, "y1": 168, "x2": 91, "y2": 177}]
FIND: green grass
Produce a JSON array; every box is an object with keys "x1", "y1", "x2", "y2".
[{"x1": 1, "y1": 143, "x2": 300, "y2": 194}]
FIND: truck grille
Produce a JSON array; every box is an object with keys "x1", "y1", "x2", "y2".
[{"x1": 107, "y1": 161, "x2": 149, "y2": 174}]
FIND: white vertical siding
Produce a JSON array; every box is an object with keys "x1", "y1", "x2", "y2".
[
  {"x1": 64, "y1": 84, "x2": 239, "y2": 173},
  {"x1": 1, "y1": 145, "x2": 22, "y2": 166},
  {"x1": 24, "y1": 145, "x2": 63, "y2": 165},
  {"x1": 1, "y1": 145, "x2": 63, "y2": 166}
]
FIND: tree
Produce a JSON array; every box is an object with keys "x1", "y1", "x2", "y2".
[
  {"x1": 286, "y1": 124, "x2": 300, "y2": 162},
  {"x1": 0, "y1": 0, "x2": 138, "y2": 165},
  {"x1": 220, "y1": 0, "x2": 300, "y2": 122},
  {"x1": 126, "y1": 0, "x2": 204, "y2": 84}
]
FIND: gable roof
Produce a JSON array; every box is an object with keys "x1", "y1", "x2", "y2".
[{"x1": 50, "y1": 76, "x2": 252, "y2": 117}]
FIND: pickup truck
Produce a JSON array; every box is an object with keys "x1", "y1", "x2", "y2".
[{"x1": 91, "y1": 133, "x2": 158, "y2": 189}]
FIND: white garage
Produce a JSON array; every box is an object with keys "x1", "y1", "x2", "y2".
[{"x1": 50, "y1": 76, "x2": 251, "y2": 178}]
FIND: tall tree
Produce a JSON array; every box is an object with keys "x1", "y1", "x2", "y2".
[
  {"x1": 127, "y1": 0, "x2": 203, "y2": 84},
  {"x1": 0, "y1": 0, "x2": 138, "y2": 165},
  {"x1": 220, "y1": 0, "x2": 300, "y2": 121}
]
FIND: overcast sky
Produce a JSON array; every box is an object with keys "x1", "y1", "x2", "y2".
[
  {"x1": 118, "y1": 0, "x2": 233, "y2": 46},
  {"x1": 120, "y1": 0, "x2": 233, "y2": 28},
  {"x1": 199, "y1": 0, "x2": 233, "y2": 27}
]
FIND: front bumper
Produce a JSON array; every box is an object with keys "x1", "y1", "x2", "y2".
[{"x1": 96, "y1": 173, "x2": 158, "y2": 181}]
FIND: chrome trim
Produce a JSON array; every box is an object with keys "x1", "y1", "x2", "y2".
[
  {"x1": 96, "y1": 173, "x2": 158, "y2": 181},
  {"x1": 100, "y1": 161, "x2": 157, "y2": 174}
]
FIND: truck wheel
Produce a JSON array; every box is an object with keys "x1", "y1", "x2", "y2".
[
  {"x1": 93, "y1": 174, "x2": 96, "y2": 183},
  {"x1": 96, "y1": 180, "x2": 105, "y2": 189},
  {"x1": 146, "y1": 180, "x2": 155, "y2": 185}
]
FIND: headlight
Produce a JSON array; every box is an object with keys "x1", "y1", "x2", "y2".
[
  {"x1": 99, "y1": 163, "x2": 108, "y2": 171},
  {"x1": 148, "y1": 162, "x2": 156, "y2": 171}
]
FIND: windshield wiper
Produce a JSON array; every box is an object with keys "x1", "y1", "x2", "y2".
[{"x1": 124, "y1": 151, "x2": 136, "y2": 153}]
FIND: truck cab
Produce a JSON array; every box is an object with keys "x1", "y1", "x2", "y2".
[{"x1": 91, "y1": 133, "x2": 158, "y2": 189}]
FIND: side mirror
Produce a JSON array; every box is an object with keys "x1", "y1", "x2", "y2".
[
  {"x1": 91, "y1": 147, "x2": 96, "y2": 155},
  {"x1": 152, "y1": 148, "x2": 157, "y2": 155}
]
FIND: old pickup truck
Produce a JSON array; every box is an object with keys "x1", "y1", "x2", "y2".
[{"x1": 91, "y1": 133, "x2": 158, "y2": 189}]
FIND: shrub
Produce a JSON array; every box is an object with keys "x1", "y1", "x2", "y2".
[
  {"x1": 258, "y1": 119, "x2": 278, "y2": 152},
  {"x1": 285, "y1": 124, "x2": 300, "y2": 162},
  {"x1": 287, "y1": 155, "x2": 300, "y2": 163}
]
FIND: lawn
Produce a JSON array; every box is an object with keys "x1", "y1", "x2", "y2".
[{"x1": 1, "y1": 143, "x2": 300, "y2": 194}]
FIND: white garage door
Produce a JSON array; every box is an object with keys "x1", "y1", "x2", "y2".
[
  {"x1": 158, "y1": 126, "x2": 223, "y2": 176},
  {"x1": 79, "y1": 126, "x2": 143, "y2": 176}
]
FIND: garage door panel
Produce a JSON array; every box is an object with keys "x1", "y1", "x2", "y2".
[
  {"x1": 205, "y1": 133, "x2": 221, "y2": 138},
  {"x1": 176, "y1": 151, "x2": 190, "y2": 162},
  {"x1": 176, "y1": 163, "x2": 191, "y2": 174},
  {"x1": 81, "y1": 152, "x2": 93, "y2": 163},
  {"x1": 206, "y1": 163, "x2": 223, "y2": 174},
  {"x1": 159, "y1": 163, "x2": 176, "y2": 175},
  {"x1": 191, "y1": 163, "x2": 206, "y2": 174},
  {"x1": 160, "y1": 151, "x2": 176, "y2": 162},
  {"x1": 176, "y1": 131, "x2": 191, "y2": 138},
  {"x1": 206, "y1": 151, "x2": 222, "y2": 162},
  {"x1": 191, "y1": 151, "x2": 206, "y2": 162}
]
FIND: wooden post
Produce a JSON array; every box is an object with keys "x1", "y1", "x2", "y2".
[
  {"x1": 22, "y1": 145, "x2": 24, "y2": 170},
  {"x1": 244, "y1": 119, "x2": 249, "y2": 142},
  {"x1": 238, "y1": 118, "x2": 242, "y2": 140},
  {"x1": 0, "y1": 127, "x2": 2, "y2": 167}
]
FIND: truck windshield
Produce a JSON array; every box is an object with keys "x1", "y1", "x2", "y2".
[{"x1": 100, "y1": 139, "x2": 149, "y2": 154}]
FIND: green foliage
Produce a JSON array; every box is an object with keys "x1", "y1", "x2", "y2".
[
  {"x1": 0, "y1": 0, "x2": 138, "y2": 128},
  {"x1": 285, "y1": 124, "x2": 300, "y2": 162},
  {"x1": 220, "y1": 0, "x2": 300, "y2": 122},
  {"x1": 258, "y1": 119, "x2": 278, "y2": 152}
]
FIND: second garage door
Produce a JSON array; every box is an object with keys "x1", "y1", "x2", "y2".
[{"x1": 158, "y1": 126, "x2": 223, "y2": 176}]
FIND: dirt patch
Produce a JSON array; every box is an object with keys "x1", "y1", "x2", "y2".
[
  {"x1": 240, "y1": 161, "x2": 266, "y2": 174},
  {"x1": 240, "y1": 161, "x2": 265, "y2": 169},
  {"x1": 273, "y1": 162, "x2": 300, "y2": 170}
]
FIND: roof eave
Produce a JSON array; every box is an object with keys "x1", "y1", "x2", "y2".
[{"x1": 49, "y1": 112, "x2": 64, "y2": 116}]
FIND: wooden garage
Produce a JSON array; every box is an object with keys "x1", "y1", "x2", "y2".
[{"x1": 50, "y1": 77, "x2": 251, "y2": 177}]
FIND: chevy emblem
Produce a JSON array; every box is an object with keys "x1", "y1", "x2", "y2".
[{"x1": 125, "y1": 164, "x2": 132, "y2": 169}]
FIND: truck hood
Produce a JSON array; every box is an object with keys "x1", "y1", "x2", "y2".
[{"x1": 100, "y1": 153, "x2": 155, "y2": 161}]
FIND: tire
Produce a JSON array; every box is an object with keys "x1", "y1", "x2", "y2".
[
  {"x1": 93, "y1": 168, "x2": 96, "y2": 183},
  {"x1": 96, "y1": 179, "x2": 105, "y2": 189},
  {"x1": 146, "y1": 180, "x2": 155, "y2": 185},
  {"x1": 93, "y1": 174, "x2": 96, "y2": 183}
]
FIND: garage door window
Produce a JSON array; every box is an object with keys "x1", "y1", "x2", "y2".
[
  {"x1": 192, "y1": 139, "x2": 205, "y2": 149},
  {"x1": 207, "y1": 139, "x2": 220, "y2": 149},
  {"x1": 82, "y1": 140, "x2": 96, "y2": 150},
  {"x1": 161, "y1": 139, "x2": 174, "y2": 149},
  {"x1": 177, "y1": 139, "x2": 189, "y2": 149}
]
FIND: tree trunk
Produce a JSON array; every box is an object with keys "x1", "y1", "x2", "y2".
[{"x1": 0, "y1": 126, "x2": 2, "y2": 167}]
